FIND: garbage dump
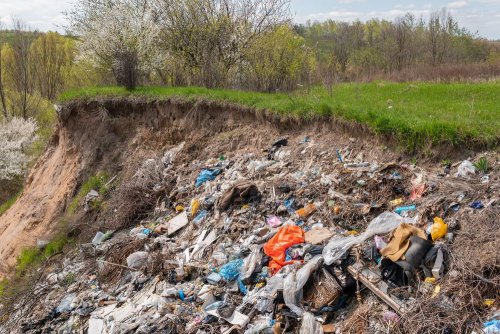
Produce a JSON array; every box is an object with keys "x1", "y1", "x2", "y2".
[{"x1": 4, "y1": 136, "x2": 499, "y2": 334}]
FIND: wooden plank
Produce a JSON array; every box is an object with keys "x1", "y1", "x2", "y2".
[{"x1": 347, "y1": 265, "x2": 405, "y2": 315}]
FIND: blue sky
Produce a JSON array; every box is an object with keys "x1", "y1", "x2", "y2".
[{"x1": 1, "y1": 0, "x2": 499, "y2": 39}]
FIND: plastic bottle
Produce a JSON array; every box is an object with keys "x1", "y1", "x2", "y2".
[{"x1": 296, "y1": 202, "x2": 321, "y2": 218}]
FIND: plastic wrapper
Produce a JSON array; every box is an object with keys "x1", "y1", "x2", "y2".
[
  {"x1": 323, "y1": 211, "x2": 414, "y2": 265},
  {"x1": 283, "y1": 256, "x2": 323, "y2": 316},
  {"x1": 195, "y1": 168, "x2": 221, "y2": 187},
  {"x1": 299, "y1": 312, "x2": 324, "y2": 334},
  {"x1": 244, "y1": 316, "x2": 273, "y2": 334}
]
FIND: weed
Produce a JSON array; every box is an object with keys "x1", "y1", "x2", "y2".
[
  {"x1": 15, "y1": 235, "x2": 71, "y2": 275},
  {"x1": 0, "y1": 190, "x2": 22, "y2": 216},
  {"x1": 68, "y1": 172, "x2": 111, "y2": 215},
  {"x1": 474, "y1": 157, "x2": 490, "y2": 173},
  {"x1": 62, "y1": 272, "x2": 76, "y2": 286},
  {"x1": 441, "y1": 159, "x2": 451, "y2": 167}
]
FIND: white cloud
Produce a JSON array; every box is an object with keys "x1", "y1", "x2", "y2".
[
  {"x1": 0, "y1": 0, "x2": 71, "y2": 32},
  {"x1": 447, "y1": 1, "x2": 468, "y2": 9}
]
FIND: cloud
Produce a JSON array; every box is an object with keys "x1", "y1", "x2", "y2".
[{"x1": 447, "y1": 1, "x2": 468, "y2": 9}]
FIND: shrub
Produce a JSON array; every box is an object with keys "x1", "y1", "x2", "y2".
[{"x1": 0, "y1": 117, "x2": 38, "y2": 181}]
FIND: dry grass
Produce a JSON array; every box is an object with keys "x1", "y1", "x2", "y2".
[{"x1": 397, "y1": 207, "x2": 500, "y2": 334}]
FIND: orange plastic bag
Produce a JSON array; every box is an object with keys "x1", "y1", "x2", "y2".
[{"x1": 264, "y1": 225, "x2": 305, "y2": 274}]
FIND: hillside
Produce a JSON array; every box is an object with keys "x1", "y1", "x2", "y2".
[{"x1": 0, "y1": 97, "x2": 498, "y2": 333}]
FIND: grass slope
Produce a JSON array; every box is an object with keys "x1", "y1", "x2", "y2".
[{"x1": 59, "y1": 82, "x2": 500, "y2": 151}]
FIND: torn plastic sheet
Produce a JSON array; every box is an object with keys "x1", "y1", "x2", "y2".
[
  {"x1": 240, "y1": 245, "x2": 262, "y2": 282},
  {"x1": 283, "y1": 256, "x2": 323, "y2": 316},
  {"x1": 323, "y1": 211, "x2": 416, "y2": 265},
  {"x1": 299, "y1": 312, "x2": 324, "y2": 334}
]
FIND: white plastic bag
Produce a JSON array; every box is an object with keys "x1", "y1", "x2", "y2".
[
  {"x1": 240, "y1": 245, "x2": 262, "y2": 282},
  {"x1": 455, "y1": 160, "x2": 476, "y2": 177},
  {"x1": 299, "y1": 312, "x2": 324, "y2": 334},
  {"x1": 323, "y1": 211, "x2": 413, "y2": 265},
  {"x1": 283, "y1": 256, "x2": 323, "y2": 316}
]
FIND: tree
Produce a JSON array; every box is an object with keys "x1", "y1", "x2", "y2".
[
  {"x1": 155, "y1": 0, "x2": 291, "y2": 88},
  {"x1": 0, "y1": 117, "x2": 38, "y2": 181},
  {"x1": 0, "y1": 44, "x2": 8, "y2": 120},
  {"x1": 66, "y1": 0, "x2": 161, "y2": 90},
  {"x1": 3, "y1": 20, "x2": 39, "y2": 119},
  {"x1": 30, "y1": 32, "x2": 75, "y2": 100},
  {"x1": 243, "y1": 24, "x2": 314, "y2": 92}
]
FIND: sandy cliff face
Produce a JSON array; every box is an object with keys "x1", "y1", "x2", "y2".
[{"x1": 0, "y1": 126, "x2": 81, "y2": 275}]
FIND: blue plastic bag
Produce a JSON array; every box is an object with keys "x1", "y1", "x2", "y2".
[
  {"x1": 195, "y1": 169, "x2": 222, "y2": 187},
  {"x1": 469, "y1": 201, "x2": 484, "y2": 209},
  {"x1": 219, "y1": 259, "x2": 243, "y2": 281}
]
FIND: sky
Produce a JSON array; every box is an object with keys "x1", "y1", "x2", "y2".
[{"x1": 0, "y1": 0, "x2": 499, "y2": 39}]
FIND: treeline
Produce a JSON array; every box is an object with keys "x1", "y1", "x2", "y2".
[
  {"x1": 296, "y1": 11, "x2": 500, "y2": 83},
  {"x1": 1, "y1": 0, "x2": 500, "y2": 112},
  {"x1": 65, "y1": 0, "x2": 499, "y2": 92},
  {"x1": 0, "y1": 22, "x2": 101, "y2": 120}
]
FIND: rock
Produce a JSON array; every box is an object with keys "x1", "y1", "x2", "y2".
[
  {"x1": 37, "y1": 239, "x2": 49, "y2": 249},
  {"x1": 56, "y1": 293, "x2": 77, "y2": 313}
]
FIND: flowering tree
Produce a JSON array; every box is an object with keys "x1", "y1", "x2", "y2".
[
  {"x1": 0, "y1": 117, "x2": 38, "y2": 181},
  {"x1": 66, "y1": 0, "x2": 161, "y2": 90}
]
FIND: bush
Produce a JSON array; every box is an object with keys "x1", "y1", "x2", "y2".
[{"x1": 0, "y1": 117, "x2": 38, "y2": 181}]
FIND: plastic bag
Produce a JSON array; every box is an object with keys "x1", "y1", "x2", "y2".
[
  {"x1": 266, "y1": 216, "x2": 282, "y2": 228},
  {"x1": 190, "y1": 198, "x2": 200, "y2": 217},
  {"x1": 430, "y1": 217, "x2": 447, "y2": 241},
  {"x1": 240, "y1": 245, "x2": 263, "y2": 282},
  {"x1": 195, "y1": 168, "x2": 222, "y2": 187},
  {"x1": 219, "y1": 259, "x2": 244, "y2": 281},
  {"x1": 126, "y1": 251, "x2": 149, "y2": 269},
  {"x1": 299, "y1": 312, "x2": 324, "y2": 334},
  {"x1": 263, "y1": 225, "x2": 305, "y2": 274},
  {"x1": 323, "y1": 211, "x2": 413, "y2": 265},
  {"x1": 161, "y1": 141, "x2": 185, "y2": 167},
  {"x1": 283, "y1": 256, "x2": 323, "y2": 316},
  {"x1": 456, "y1": 160, "x2": 476, "y2": 177}
]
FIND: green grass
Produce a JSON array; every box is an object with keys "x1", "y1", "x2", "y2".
[
  {"x1": 15, "y1": 235, "x2": 70, "y2": 274},
  {"x1": 0, "y1": 190, "x2": 22, "y2": 216},
  {"x1": 59, "y1": 83, "x2": 500, "y2": 151},
  {"x1": 68, "y1": 172, "x2": 111, "y2": 215}
]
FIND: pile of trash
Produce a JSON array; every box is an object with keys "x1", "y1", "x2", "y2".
[{"x1": 4, "y1": 137, "x2": 498, "y2": 334}]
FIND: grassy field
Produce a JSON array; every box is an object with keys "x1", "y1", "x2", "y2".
[{"x1": 59, "y1": 82, "x2": 500, "y2": 151}]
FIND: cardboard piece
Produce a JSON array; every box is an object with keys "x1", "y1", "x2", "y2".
[
  {"x1": 304, "y1": 227, "x2": 333, "y2": 244},
  {"x1": 167, "y1": 211, "x2": 189, "y2": 235}
]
